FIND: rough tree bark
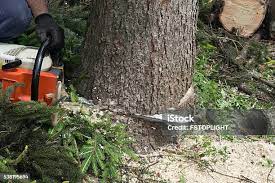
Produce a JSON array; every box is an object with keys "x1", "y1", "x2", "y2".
[
  {"x1": 77, "y1": 0, "x2": 198, "y2": 152},
  {"x1": 78, "y1": 0, "x2": 198, "y2": 114},
  {"x1": 270, "y1": 0, "x2": 275, "y2": 38}
]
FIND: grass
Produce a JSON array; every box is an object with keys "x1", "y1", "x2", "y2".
[{"x1": 194, "y1": 40, "x2": 274, "y2": 109}]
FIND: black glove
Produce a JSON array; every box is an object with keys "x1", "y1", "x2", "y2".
[{"x1": 35, "y1": 13, "x2": 64, "y2": 50}]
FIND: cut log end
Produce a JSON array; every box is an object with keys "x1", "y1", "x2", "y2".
[{"x1": 219, "y1": 0, "x2": 268, "y2": 37}]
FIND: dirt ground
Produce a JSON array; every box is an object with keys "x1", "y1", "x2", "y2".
[
  {"x1": 60, "y1": 101, "x2": 274, "y2": 183},
  {"x1": 124, "y1": 136, "x2": 275, "y2": 183}
]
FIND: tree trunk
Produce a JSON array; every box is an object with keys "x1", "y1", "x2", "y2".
[
  {"x1": 78, "y1": 0, "x2": 198, "y2": 116},
  {"x1": 77, "y1": 0, "x2": 198, "y2": 152},
  {"x1": 270, "y1": 0, "x2": 275, "y2": 38}
]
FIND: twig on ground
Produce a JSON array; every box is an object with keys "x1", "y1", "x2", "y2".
[
  {"x1": 137, "y1": 160, "x2": 160, "y2": 182},
  {"x1": 164, "y1": 149, "x2": 257, "y2": 183},
  {"x1": 237, "y1": 83, "x2": 271, "y2": 102},
  {"x1": 7, "y1": 145, "x2": 28, "y2": 166},
  {"x1": 216, "y1": 36, "x2": 243, "y2": 48},
  {"x1": 138, "y1": 154, "x2": 163, "y2": 158},
  {"x1": 218, "y1": 34, "x2": 275, "y2": 92},
  {"x1": 235, "y1": 34, "x2": 261, "y2": 65},
  {"x1": 266, "y1": 164, "x2": 274, "y2": 183},
  {"x1": 251, "y1": 73, "x2": 275, "y2": 90},
  {"x1": 206, "y1": 170, "x2": 220, "y2": 183},
  {"x1": 140, "y1": 160, "x2": 160, "y2": 175},
  {"x1": 232, "y1": 50, "x2": 275, "y2": 91},
  {"x1": 206, "y1": 164, "x2": 257, "y2": 183}
]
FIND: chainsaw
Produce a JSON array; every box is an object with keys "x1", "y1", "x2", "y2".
[{"x1": 0, "y1": 38, "x2": 63, "y2": 105}]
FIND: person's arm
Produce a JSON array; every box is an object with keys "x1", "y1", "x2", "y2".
[
  {"x1": 26, "y1": 0, "x2": 48, "y2": 17},
  {"x1": 26, "y1": 0, "x2": 64, "y2": 50}
]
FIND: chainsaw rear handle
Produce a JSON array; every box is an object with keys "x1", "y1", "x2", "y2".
[
  {"x1": 31, "y1": 37, "x2": 51, "y2": 101},
  {"x1": 2, "y1": 59, "x2": 22, "y2": 70}
]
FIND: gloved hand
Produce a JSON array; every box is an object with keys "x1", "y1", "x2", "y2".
[{"x1": 35, "y1": 13, "x2": 64, "y2": 50}]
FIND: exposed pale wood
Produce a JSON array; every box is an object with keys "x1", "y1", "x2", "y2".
[{"x1": 219, "y1": 0, "x2": 268, "y2": 37}]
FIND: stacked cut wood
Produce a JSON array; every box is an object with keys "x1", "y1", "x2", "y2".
[{"x1": 219, "y1": 0, "x2": 269, "y2": 37}]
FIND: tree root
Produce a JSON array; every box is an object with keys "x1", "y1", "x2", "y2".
[{"x1": 251, "y1": 73, "x2": 275, "y2": 90}]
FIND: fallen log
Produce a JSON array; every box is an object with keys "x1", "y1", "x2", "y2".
[{"x1": 219, "y1": 0, "x2": 268, "y2": 37}]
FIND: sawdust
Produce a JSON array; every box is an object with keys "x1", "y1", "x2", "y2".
[
  {"x1": 125, "y1": 136, "x2": 275, "y2": 183},
  {"x1": 59, "y1": 100, "x2": 274, "y2": 182}
]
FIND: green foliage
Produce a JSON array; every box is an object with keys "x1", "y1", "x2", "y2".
[
  {"x1": 12, "y1": 28, "x2": 40, "y2": 47},
  {"x1": 0, "y1": 83, "x2": 137, "y2": 181},
  {"x1": 198, "y1": 0, "x2": 213, "y2": 10},
  {"x1": 217, "y1": 87, "x2": 258, "y2": 109},
  {"x1": 0, "y1": 86, "x2": 82, "y2": 182},
  {"x1": 49, "y1": 1, "x2": 90, "y2": 78},
  {"x1": 194, "y1": 40, "x2": 272, "y2": 109},
  {"x1": 196, "y1": 1, "x2": 274, "y2": 109},
  {"x1": 0, "y1": 159, "x2": 16, "y2": 174},
  {"x1": 247, "y1": 41, "x2": 269, "y2": 65},
  {"x1": 49, "y1": 113, "x2": 136, "y2": 181},
  {"x1": 193, "y1": 42, "x2": 222, "y2": 108},
  {"x1": 198, "y1": 0, "x2": 225, "y2": 25},
  {"x1": 183, "y1": 136, "x2": 229, "y2": 168},
  {"x1": 21, "y1": 146, "x2": 81, "y2": 182},
  {"x1": 179, "y1": 175, "x2": 186, "y2": 183},
  {"x1": 261, "y1": 158, "x2": 273, "y2": 168},
  {"x1": 198, "y1": 0, "x2": 215, "y2": 20},
  {"x1": 69, "y1": 84, "x2": 79, "y2": 102},
  {"x1": 220, "y1": 135, "x2": 237, "y2": 142}
]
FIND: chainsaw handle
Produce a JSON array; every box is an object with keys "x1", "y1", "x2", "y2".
[
  {"x1": 2, "y1": 59, "x2": 22, "y2": 70},
  {"x1": 31, "y1": 37, "x2": 51, "y2": 101}
]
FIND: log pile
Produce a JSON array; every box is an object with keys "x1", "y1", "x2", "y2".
[{"x1": 218, "y1": 0, "x2": 270, "y2": 37}]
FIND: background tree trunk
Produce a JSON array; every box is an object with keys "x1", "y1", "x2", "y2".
[
  {"x1": 78, "y1": 0, "x2": 198, "y2": 116},
  {"x1": 270, "y1": 0, "x2": 275, "y2": 38}
]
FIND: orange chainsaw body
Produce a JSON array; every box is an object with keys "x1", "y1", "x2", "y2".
[{"x1": 0, "y1": 68, "x2": 58, "y2": 105}]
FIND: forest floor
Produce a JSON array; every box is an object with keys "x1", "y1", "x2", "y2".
[
  {"x1": 62, "y1": 100, "x2": 275, "y2": 183},
  {"x1": 1, "y1": 1, "x2": 273, "y2": 182},
  {"x1": 123, "y1": 136, "x2": 275, "y2": 183}
]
